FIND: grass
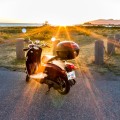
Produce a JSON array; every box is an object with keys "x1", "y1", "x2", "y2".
[
  {"x1": 0, "y1": 41, "x2": 25, "y2": 71},
  {"x1": 104, "y1": 49, "x2": 120, "y2": 75},
  {"x1": 0, "y1": 25, "x2": 120, "y2": 75}
]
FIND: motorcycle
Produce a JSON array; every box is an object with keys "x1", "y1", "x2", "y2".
[{"x1": 23, "y1": 40, "x2": 80, "y2": 95}]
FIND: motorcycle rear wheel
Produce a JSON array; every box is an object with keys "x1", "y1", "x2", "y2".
[{"x1": 57, "y1": 77, "x2": 70, "y2": 95}]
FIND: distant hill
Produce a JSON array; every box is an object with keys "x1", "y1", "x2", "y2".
[{"x1": 84, "y1": 19, "x2": 120, "y2": 25}]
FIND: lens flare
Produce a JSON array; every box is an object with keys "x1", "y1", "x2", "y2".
[{"x1": 51, "y1": 37, "x2": 56, "y2": 42}]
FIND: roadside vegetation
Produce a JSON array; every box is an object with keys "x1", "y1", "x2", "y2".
[{"x1": 0, "y1": 25, "x2": 120, "y2": 75}]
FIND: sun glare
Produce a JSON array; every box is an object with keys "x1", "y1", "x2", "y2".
[
  {"x1": 52, "y1": 21, "x2": 68, "y2": 27},
  {"x1": 51, "y1": 37, "x2": 56, "y2": 41},
  {"x1": 59, "y1": 23, "x2": 67, "y2": 27}
]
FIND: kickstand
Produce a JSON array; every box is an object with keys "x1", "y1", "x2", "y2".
[{"x1": 45, "y1": 85, "x2": 52, "y2": 95}]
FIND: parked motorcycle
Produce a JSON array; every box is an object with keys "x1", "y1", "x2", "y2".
[{"x1": 23, "y1": 39, "x2": 80, "y2": 95}]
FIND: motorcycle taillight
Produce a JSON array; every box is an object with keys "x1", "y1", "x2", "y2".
[{"x1": 65, "y1": 64, "x2": 76, "y2": 72}]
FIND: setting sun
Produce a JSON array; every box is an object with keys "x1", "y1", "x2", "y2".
[{"x1": 56, "y1": 21, "x2": 67, "y2": 26}]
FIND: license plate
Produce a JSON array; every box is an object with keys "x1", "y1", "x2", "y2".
[{"x1": 67, "y1": 71, "x2": 76, "y2": 80}]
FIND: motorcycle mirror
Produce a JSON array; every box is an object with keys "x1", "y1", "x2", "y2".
[
  {"x1": 22, "y1": 28, "x2": 27, "y2": 33},
  {"x1": 35, "y1": 40, "x2": 40, "y2": 45}
]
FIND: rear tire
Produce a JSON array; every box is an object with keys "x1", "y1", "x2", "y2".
[
  {"x1": 69, "y1": 79, "x2": 76, "y2": 86},
  {"x1": 57, "y1": 77, "x2": 70, "y2": 95}
]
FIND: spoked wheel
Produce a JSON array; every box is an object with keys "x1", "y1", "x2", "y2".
[{"x1": 57, "y1": 77, "x2": 70, "y2": 95}]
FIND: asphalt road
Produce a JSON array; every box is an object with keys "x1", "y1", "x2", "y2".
[{"x1": 0, "y1": 68, "x2": 120, "y2": 120}]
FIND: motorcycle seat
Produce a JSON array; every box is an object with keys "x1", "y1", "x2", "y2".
[{"x1": 42, "y1": 55, "x2": 57, "y2": 63}]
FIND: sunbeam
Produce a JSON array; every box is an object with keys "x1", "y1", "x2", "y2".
[
  {"x1": 10, "y1": 80, "x2": 40, "y2": 119},
  {"x1": 71, "y1": 26, "x2": 118, "y2": 119},
  {"x1": 55, "y1": 26, "x2": 61, "y2": 38},
  {"x1": 64, "y1": 26, "x2": 71, "y2": 40},
  {"x1": 74, "y1": 26, "x2": 120, "y2": 47}
]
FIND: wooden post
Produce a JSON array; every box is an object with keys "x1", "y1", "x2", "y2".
[
  {"x1": 52, "y1": 40, "x2": 60, "y2": 55},
  {"x1": 115, "y1": 34, "x2": 120, "y2": 42},
  {"x1": 16, "y1": 38, "x2": 25, "y2": 60},
  {"x1": 107, "y1": 35, "x2": 115, "y2": 55},
  {"x1": 114, "y1": 34, "x2": 120, "y2": 48},
  {"x1": 95, "y1": 40, "x2": 104, "y2": 65}
]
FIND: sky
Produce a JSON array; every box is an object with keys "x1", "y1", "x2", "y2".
[{"x1": 0, "y1": 0, "x2": 120, "y2": 25}]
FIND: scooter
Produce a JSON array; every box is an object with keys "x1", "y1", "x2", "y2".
[{"x1": 23, "y1": 40, "x2": 79, "y2": 95}]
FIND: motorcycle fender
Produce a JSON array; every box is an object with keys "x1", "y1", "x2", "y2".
[{"x1": 45, "y1": 63, "x2": 67, "y2": 80}]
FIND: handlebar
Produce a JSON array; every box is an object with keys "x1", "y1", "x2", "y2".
[
  {"x1": 23, "y1": 39, "x2": 50, "y2": 51},
  {"x1": 23, "y1": 48, "x2": 29, "y2": 51},
  {"x1": 39, "y1": 43, "x2": 50, "y2": 48},
  {"x1": 45, "y1": 45, "x2": 50, "y2": 48}
]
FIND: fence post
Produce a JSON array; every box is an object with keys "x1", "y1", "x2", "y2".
[
  {"x1": 95, "y1": 40, "x2": 104, "y2": 65},
  {"x1": 114, "y1": 34, "x2": 120, "y2": 48},
  {"x1": 115, "y1": 34, "x2": 120, "y2": 42},
  {"x1": 107, "y1": 35, "x2": 115, "y2": 55},
  {"x1": 52, "y1": 40, "x2": 60, "y2": 55},
  {"x1": 16, "y1": 38, "x2": 25, "y2": 60}
]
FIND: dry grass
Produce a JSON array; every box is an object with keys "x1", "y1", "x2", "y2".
[
  {"x1": 0, "y1": 26, "x2": 120, "y2": 75},
  {"x1": 0, "y1": 41, "x2": 25, "y2": 71}
]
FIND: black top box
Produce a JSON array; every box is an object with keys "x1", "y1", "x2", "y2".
[{"x1": 55, "y1": 41, "x2": 80, "y2": 60}]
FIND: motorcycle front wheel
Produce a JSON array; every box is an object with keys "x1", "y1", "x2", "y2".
[
  {"x1": 26, "y1": 75, "x2": 30, "y2": 82},
  {"x1": 57, "y1": 77, "x2": 70, "y2": 95}
]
